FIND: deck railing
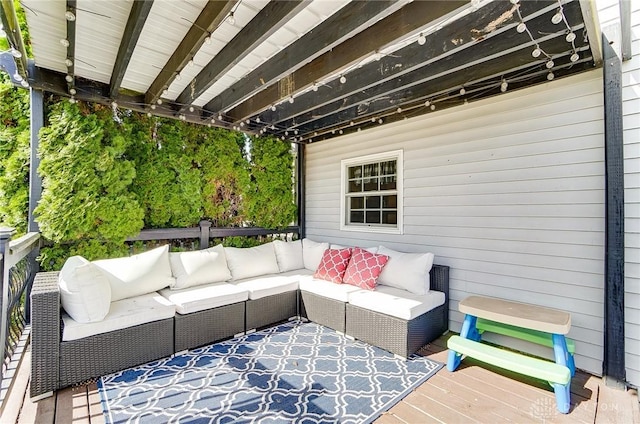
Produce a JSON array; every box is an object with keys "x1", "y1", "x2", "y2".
[{"x1": 0, "y1": 229, "x2": 40, "y2": 385}]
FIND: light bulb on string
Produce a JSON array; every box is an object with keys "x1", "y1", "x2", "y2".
[
  {"x1": 547, "y1": 71, "x2": 555, "y2": 81},
  {"x1": 175, "y1": 72, "x2": 182, "y2": 81},
  {"x1": 65, "y1": 58, "x2": 73, "y2": 67},
  {"x1": 378, "y1": 119, "x2": 383, "y2": 124},
  {"x1": 228, "y1": 11, "x2": 235, "y2": 26},
  {"x1": 500, "y1": 79, "x2": 508, "y2": 92},
  {"x1": 218, "y1": 114, "x2": 223, "y2": 121},
  {"x1": 417, "y1": 33, "x2": 426, "y2": 45},
  {"x1": 162, "y1": 89, "x2": 168, "y2": 96},
  {"x1": 397, "y1": 107, "x2": 402, "y2": 113},
  {"x1": 430, "y1": 104, "x2": 436, "y2": 111},
  {"x1": 371, "y1": 117, "x2": 376, "y2": 122},
  {"x1": 151, "y1": 104, "x2": 157, "y2": 110},
  {"x1": 69, "y1": 88, "x2": 76, "y2": 95},
  {"x1": 566, "y1": 32, "x2": 576, "y2": 43},
  {"x1": 205, "y1": 35, "x2": 212, "y2": 45},
  {"x1": 289, "y1": 96, "x2": 294, "y2": 104},
  {"x1": 339, "y1": 75, "x2": 346, "y2": 84},
  {"x1": 189, "y1": 106, "x2": 195, "y2": 112},
  {"x1": 240, "y1": 122, "x2": 245, "y2": 127},
  {"x1": 21, "y1": 80, "x2": 29, "y2": 88},
  {"x1": 424, "y1": 100, "x2": 431, "y2": 107},
  {"x1": 312, "y1": 82, "x2": 318, "y2": 92},
  {"x1": 570, "y1": 52, "x2": 579, "y2": 62},
  {"x1": 60, "y1": 39, "x2": 70, "y2": 47},
  {"x1": 211, "y1": 117, "x2": 215, "y2": 123},
  {"x1": 13, "y1": 72, "x2": 22, "y2": 82},
  {"x1": 11, "y1": 48, "x2": 22, "y2": 58},
  {"x1": 546, "y1": 60, "x2": 554, "y2": 69},
  {"x1": 157, "y1": 98, "x2": 163, "y2": 105},
  {"x1": 65, "y1": 10, "x2": 76, "y2": 21},
  {"x1": 532, "y1": 47, "x2": 541, "y2": 58},
  {"x1": 339, "y1": 129, "x2": 344, "y2": 134},
  {"x1": 112, "y1": 101, "x2": 118, "y2": 109},
  {"x1": 459, "y1": 87, "x2": 466, "y2": 95},
  {"x1": 271, "y1": 105, "x2": 276, "y2": 112},
  {"x1": 188, "y1": 59, "x2": 194, "y2": 67},
  {"x1": 256, "y1": 117, "x2": 261, "y2": 123},
  {"x1": 69, "y1": 97, "x2": 76, "y2": 104},
  {"x1": 65, "y1": 74, "x2": 73, "y2": 83},
  {"x1": 147, "y1": 112, "x2": 152, "y2": 118},
  {"x1": 551, "y1": 10, "x2": 563, "y2": 25},
  {"x1": 516, "y1": 22, "x2": 527, "y2": 33}
]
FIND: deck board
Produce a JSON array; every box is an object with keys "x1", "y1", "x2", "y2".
[{"x1": 3, "y1": 334, "x2": 638, "y2": 423}]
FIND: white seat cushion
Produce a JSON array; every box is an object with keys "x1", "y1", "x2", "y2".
[
  {"x1": 299, "y1": 277, "x2": 362, "y2": 302},
  {"x1": 159, "y1": 283, "x2": 248, "y2": 315},
  {"x1": 278, "y1": 268, "x2": 314, "y2": 279},
  {"x1": 233, "y1": 274, "x2": 299, "y2": 300},
  {"x1": 62, "y1": 293, "x2": 176, "y2": 341},
  {"x1": 347, "y1": 285, "x2": 445, "y2": 320}
]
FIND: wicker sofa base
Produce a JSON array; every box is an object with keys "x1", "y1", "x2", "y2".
[
  {"x1": 246, "y1": 290, "x2": 298, "y2": 331},
  {"x1": 59, "y1": 318, "x2": 174, "y2": 388},
  {"x1": 299, "y1": 291, "x2": 346, "y2": 333},
  {"x1": 174, "y1": 302, "x2": 245, "y2": 352},
  {"x1": 345, "y1": 303, "x2": 447, "y2": 358}
]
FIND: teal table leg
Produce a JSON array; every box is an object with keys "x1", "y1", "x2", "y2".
[
  {"x1": 552, "y1": 333, "x2": 572, "y2": 413},
  {"x1": 447, "y1": 314, "x2": 478, "y2": 371}
]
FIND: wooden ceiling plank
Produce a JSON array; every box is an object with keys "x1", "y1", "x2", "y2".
[
  {"x1": 203, "y1": 0, "x2": 400, "y2": 114},
  {"x1": 175, "y1": 0, "x2": 311, "y2": 110},
  {"x1": 270, "y1": 1, "x2": 585, "y2": 130},
  {"x1": 109, "y1": 0, "x2": 154, "y2": 98},
  {"x1": 296, "y1": 34, "x2": 590, "y2": 135},
  {"x1": 225, "y1": 0, "x2": 468, "y2": 122},
  {"x1": 145, "y1": 0, "x2": 237, "y2": 106}
]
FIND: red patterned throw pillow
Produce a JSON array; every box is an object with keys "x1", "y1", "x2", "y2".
[
  {"x1": 343, "y1": 247, "x2": 389, "y2": 290},
  {"x1": 314, "y1": 248, "x2": 352, "y2": 283}
]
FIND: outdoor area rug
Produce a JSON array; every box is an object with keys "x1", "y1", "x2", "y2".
[{"x1": 98, "y1": 320, "x2": 443, "y2": 423}]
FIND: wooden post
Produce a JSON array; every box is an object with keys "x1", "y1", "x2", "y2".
[
  {"x1": 199, "y1": 220, "x2": 212, "y2": 250},
  {"x1": 28, "y1": 88, "x2": 44, "y2": 233},
  {"x1": 296, "y1": 143, "x2": 305, "y2": 239},
  {"x1": 602, "y1": 34, "x2": 626, "y2": 389}
]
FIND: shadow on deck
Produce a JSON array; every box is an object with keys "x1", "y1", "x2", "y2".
[{"x1": 3, "y1": 333, "x2": 639, "y2": 423}]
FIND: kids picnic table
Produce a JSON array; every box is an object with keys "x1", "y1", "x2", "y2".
[{"x1": 447, "y1": 295, "x2": 575, "y2": 414}]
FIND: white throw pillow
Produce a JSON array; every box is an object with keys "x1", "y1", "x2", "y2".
[
  {"x1": 169, "y1": 244, "x2": 232, "y2": 289},
  {"x1": 302, "y1": 238, "x2": 329, "y2": 271},
  {"x1": 273, "y1": 240, "x2": 304, "y2": 272},
  {"x1": 93, "y1": 245, "x2": 175, "y2": 301},
  {"x1": 377, "y1": 246, "x2": 435, "y2": 295},
  {"x1": 59, "y1": 256, "x2": 111, "y2": 323},
  {"x1": 224, "y1": 242, "x2": 280, "y2": 280}
]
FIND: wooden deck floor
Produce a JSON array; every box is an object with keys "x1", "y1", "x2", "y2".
[{"x1": 3, "y1": 334, "x2": 639, "y2": 423}]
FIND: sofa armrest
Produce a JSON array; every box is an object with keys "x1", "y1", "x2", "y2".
[
  {"x1": 430, "y1": 264, "x2": 450, "y2": 329},
  {"x1": 30, "y1": 271, "x2": 61, "y2": 398}
]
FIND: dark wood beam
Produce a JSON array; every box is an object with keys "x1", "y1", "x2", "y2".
[
  {"x1": 28, "y1": 88, "x2": 44, "y2": 233},
  {"x1": 109, "y1": 0, "x2": 154, "y2": 98},
  {"x1": 145, "y1": 1, "x2": 237, "y2": 106},
  {"x1": 261, "y1": 0, "x2": 566, "y2": 129},
  {"x1": 1, "y1": 0, "x2": 28, "y2": 78},
  {"x1": 295, "y1": 33, "x2": 590, "y2": 135},
  {"x1": 224, "y1": 0, "x2": 468, "y2": 122},
  {"x1": 175, "y1": 0, "x2": 311, "y2": 110},
  {"x1": 27, "y1": 64, "x2": 247, "y2": 132},
  {"x1": 203, "y1": 0, "x2": 400, "y2": 113},
  {"x1": 65, "y1": 0, "x2": 76, "y2": 94}
]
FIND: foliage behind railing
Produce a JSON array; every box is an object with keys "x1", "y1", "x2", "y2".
[{"x1": 0, "y1": 229, "x2": 40, "y2": 381}]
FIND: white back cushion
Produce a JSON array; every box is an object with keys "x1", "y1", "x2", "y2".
[
  {"x1": 273, "y1": 240, "x2": 304, "y2": 272},
  {"x1": 59, "y1": 256, "x2": 111, "y2": 323},
  {"x1": 93, "y1": 245, "x2": 175, "y2": 301},
  {"x1": 377, "y1": 246, "x2": 435, "y2": 295},
  {"x1": 224, "y1": 242, "x2": 280, "y2": 280},
  {"x1": 302, "y1": 238, "x2": 329, "y2": 271},
  {"x1": 169, "y1": 244, "x2": 232, "y2": 289}
]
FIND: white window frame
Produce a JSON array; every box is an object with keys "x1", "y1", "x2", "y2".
[{"x1": 340, "y1": 149, "x2": 403, "y2": 234}]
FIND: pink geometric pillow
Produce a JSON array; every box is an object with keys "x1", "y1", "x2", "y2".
[
  {"x1": 342, "y1": 247, "x2": 389, "y2": 290},
  {"x1": 313, "y1": 248, "x2": 352, "y2": 283}
]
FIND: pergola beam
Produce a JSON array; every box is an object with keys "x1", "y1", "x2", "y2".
[
  {"x1": 175, "y1": 0, "x2": 311, "y2": 111},
  {"x1": 224, "y1": 0, "x2": 468, "y2": 123},
  {"x1": 65, "y1": 0, "x2": 76, "y2": 95},
  {"x1": 109, "y1": 0, "x2": 154, "y2": 99},
  {"x1": 0, "y1": 0, "x2": 28, "y2": 79},
  {"x1": 145, "y1": 0, "x2": 237, "y2": 106},
  {"x1": 203, "y1": 0, "x2": 401, "y2": 114}
]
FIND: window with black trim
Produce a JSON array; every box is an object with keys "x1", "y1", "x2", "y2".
[{"x1": 341, "y1": 150, "x2": 402, "y2": 234}]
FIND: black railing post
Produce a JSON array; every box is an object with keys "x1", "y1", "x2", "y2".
[
  {"x1": 199, "y1": 220, "x2": 212, "y2": 250},
  {"x1": 0, "y1": 227, "x2": 15, "y2": 376}
]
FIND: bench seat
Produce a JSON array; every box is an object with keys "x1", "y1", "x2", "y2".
[{"x1": 447, "y1": 335, "x2": 571, "y2": 385}]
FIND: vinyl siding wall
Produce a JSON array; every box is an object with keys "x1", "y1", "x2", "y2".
[{"x1": 304, "y1": 70, "x2": 606, "y2": 375}]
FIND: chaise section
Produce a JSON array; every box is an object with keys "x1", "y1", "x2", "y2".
[
  {"x1": 299, "y1": 277, "x2": 361, "y2": 333},
  {"x1": 345, "y1": 264, "x2": 450, "y2": 358},
  {"x1": 159, "y1": 283, "x2": 248, "y2": 351}
]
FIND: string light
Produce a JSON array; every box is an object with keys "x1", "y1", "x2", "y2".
[
  {"x1": 188, "y1": 59, "x2": 194, "y2": 67},
  {"x1": 12, "y1": 72, "x2": 22, "y2": 82},
  {"x1": 289, "y1": 96, "x2": 294, "y2": 104},
  {"x1": 547, "y1": 71, "x2": 555, "y2": 80},
  {"x1": 157, "y1": 99, "x2": 163, "y2": 105},
  {"x1": 500, "y1": 79, "x2": 508, "y2": 92},
  {"x1": 175, "y1": 72, "x2": 182, "y2": 81},
  {"x1": 396, "y1": 107, "x2": 402, "y2": 113},
  {"x1": 10, "y1": 48, "x2": 22, "y2": 58},
  {"x1": 551, "y1": 9, "x2": 563, "y2": 25},
  {"x1": 218, "y1": 114, "x2": 223, "y2": 120},
  {"x1": 516, "y1": 22, "x2": 527, "y2": 33},
  {"x1": 417, "y1": 33, "x2": 426, "y2": 45},
  {"x1": 228, "y1": 11, "x2": 235, "y2": 26},
  {"x1": 312, "y1": 82, "x2": 319, "y2": 92},
  {"x1": 430, "y1": 104, "x2": 436, "y2": 111},
  {"x1": 424, "y1": 100, "x2": 431, "y2": 107},
  {"x1": 546, "y1": 60, "x2": 554, "y2": 69},
  {"x1": 112, "y1": 101, "x2": 118, "y2": 109},
  {"x1": 65, "y1": 58, "x2": 73, "y2": 67},
  {"x1": 565, "y1": 32, "x2": 576, "y2": 43},
  {"x1": 531, "y1": 46, "x2": 542, "y2": 58},
  {"x1": 65, "y1": 75, "x2": 73, "y2": 83},
  {"x1": 60, "y1": 39, "x2": 70, "y2": 47},
  {"x1": 69, "y1": 88, "x2": 77, "y2": 95},
  {"x1": 21, "y1": 80, "x2": 29, "y2": 88},
  {"x1": 459, "y1": 87, "x2": 466, "y2": 95},
  {"x1": 339, "y1": 75, "x2": 346, "y2": 84},
  {"x1": 570, "y1": 52, "x2": 579, "y2": 62},
  {"x1": 189, "y1": 106, "x2": 195, "y2": 112},
  {"x1": 204, "y1": 35, "x2": 212, "y2": 45},
  {"x1": 271, "y1": 105, "x2": 276, "y2": 111},
  {"x1": 150, "y1": 104, "x2": 156, "y2": 110},
  {"x1": 65, "y1": 10, "x2": 76, "y2": 21}
]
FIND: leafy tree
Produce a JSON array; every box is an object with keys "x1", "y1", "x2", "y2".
[
  {"x1": 246, "y1": 136, "x2": 297, "y2": 228},
  {"x1": 0, "y1": 73, "x2": 30, "y2": 234}
]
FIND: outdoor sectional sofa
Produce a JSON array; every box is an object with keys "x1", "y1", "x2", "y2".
[{"x1": 29, "y1": 239, "x2": 449, "y2": 399}]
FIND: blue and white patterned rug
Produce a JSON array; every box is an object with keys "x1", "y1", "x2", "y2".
[{"x1": 98, "y1": 320, "x2": 442, "y2": 423}]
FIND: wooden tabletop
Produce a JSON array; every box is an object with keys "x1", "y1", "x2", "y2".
[{"x1": 459, "y1": 296, "x2": 571, "y2": 335}]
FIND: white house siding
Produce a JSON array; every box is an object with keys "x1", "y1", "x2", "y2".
[{"x1": 304, "y1": 70, "x2": 606, "y2": 375}]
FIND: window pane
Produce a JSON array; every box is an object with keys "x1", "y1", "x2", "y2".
[
  {"x1": 348, "y1": 166, "x2": 362, "y2": 179},
  {"x1": 380, "y1": 160, "x2": 396, "y2": 175},
  {"x1": 366, "y1": 211, "x2": 381, "y2": 224},
  {"x1": 382, "y1": 211, "x2": 397, "y2": 224},
  {"x1": 363, "y1": 177, "x2": 378, "y2": 192},
  {"x1": 363, "y1": 163, "x2": 379, "y2": 177},
  {"x1": 350, "y1": 197, "x2": 364, "y2": 209},
  {"x1": 350, "y1": 211, "x2": 364, "y2": 223},
  {"x1": 348, "y1": 180, "x2": 362, "y2": 193},
  {"x1": 380, "y1": 176, "x2": 396, "y2": 190},
  {"x1": 366, "y1": 196, "x2": 381, "y2": 208},
  {"x1": 382, "y1": 195, "x2": 397, "y2": 208}
]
